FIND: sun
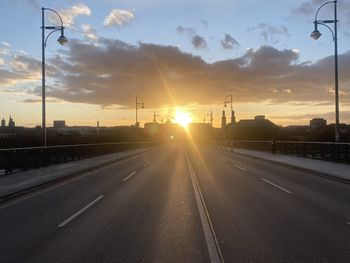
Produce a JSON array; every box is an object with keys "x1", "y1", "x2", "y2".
[{"x1": 174, "y1": 108, "x2": 193, "y2": 128}]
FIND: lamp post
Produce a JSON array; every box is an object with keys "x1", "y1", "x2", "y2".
[
  {"x1": 41, "y1": 7, "x2": 68, "y2": 146},
  {"x1": 224, "y1": 95, "x2": 233, "y2": 113},
  {"x1": 153, "y1": 111, "x2": 162, "y2": 123},
  {"x1": 311, "y1": 1, "x2": 340, "y2": 142},
  {"x1": 203, "y1": 110, "x2": 213, "y2": 126},
  {"x1": 135, "y1": 96, "x2": 144, "y2": 128},
  {"x1": 224, "y1": 95, "x2": 236, "y2": 126}
]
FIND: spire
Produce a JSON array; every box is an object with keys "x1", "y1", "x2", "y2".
[
  {"x1": 8, "y1": 114, "x2": 15, "y2": 127},
  {"x1": 231, "y1": 110, "x2": 236, "y2": 127},
  {"x1": 1, "y1": 118, "x2": 5, "y2": 127},
  {"x1": 221, "y1": 110, "x2": 226, "y2": 129}
]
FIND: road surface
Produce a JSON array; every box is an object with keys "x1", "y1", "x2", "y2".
[{"x1": 1, "y1": 144, "x2": 350, "y2": 262}]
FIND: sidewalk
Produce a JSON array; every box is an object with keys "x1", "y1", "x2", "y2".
[
  {"x1": 222, "y1": 147, "x2": 350, "y2": 182},
  {"x1": 0, "y1": 147, "x2": 154, "y2": 200}
]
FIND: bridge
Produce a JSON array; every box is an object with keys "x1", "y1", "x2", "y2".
[{"x1": 0, "y1": 141, "x2": 350, "y2": 262}]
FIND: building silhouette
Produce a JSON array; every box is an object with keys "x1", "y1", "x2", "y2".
[
  {"x1": 1, "y1": 118, "x2": 5, "y2": 127},
  {"x1": 53, "y1": 120, "x2": 66, "y2": 129},
  {"x1": 235, "y1": 115, "x2": 279, "y2": 140},
  {"x1": 310, "y1": 118, "x2": 327, "y2": 129}
]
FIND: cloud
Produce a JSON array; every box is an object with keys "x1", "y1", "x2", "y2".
[
  {"x1": 19, "y1": 98, "x2": 61, "y2": 103},
  {"x1": 0, "y1": 42, "x2": 11, "y2": 55},
  {"x1": 248, "y1": 23, "x2": 290, "y2": 43},
  {"x1": 103, "y1": 9, "x2": 135, "y2": 27},
  {"x1": 48, "y1": 4, "x2": 91, "y2": 28},
  {"x1": 221, "y1": 34, "x2": 240, "y2": 50},
  {"x1": 201, "y1": 20, "x2": 208, "y2": 28},
  {"x1": 191, "y1": 35, "x2": 207, "y2": 49},
  {"x1": 176, "y1": 26, "x2": 196, "y2": 36},
  {"x1": 21, "y1": 39, "x2": 347, "y2": 108},
  {"x1": 81, "y1": 24, "x2": 98, "y2": 40},
  {"x1": 2, "y1": 37, "x2": 350, "y2": 110},
  {"x1": 291, "y1": 0, "x2": 331, "y2": 16},
  {"x1": 176, "y1": 25, "x2": 208, "y2": 49},
  {"x1": 0, "y1": 52, "x2": 54, "y2": 88}
]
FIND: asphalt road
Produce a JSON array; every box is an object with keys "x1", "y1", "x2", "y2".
[{"x1": 1, "y1": 143, "x2": 350, "y2": 262}]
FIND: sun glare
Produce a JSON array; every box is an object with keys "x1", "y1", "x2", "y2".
[{"x1": 174, "y1": 108, "x2": 192, "y2": 128}]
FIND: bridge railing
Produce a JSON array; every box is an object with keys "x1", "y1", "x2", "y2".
[
  {"x1": 214, "y1": 140, "x2": 350, "y2": 163},
  {"x1": 0, "y1": 142, "x2": 157, "y2": 174}
]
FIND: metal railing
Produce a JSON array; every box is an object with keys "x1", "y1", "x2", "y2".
[
  {"x1": 0, "y1": 142, "x2": 157, "y2": 174},
  {"x1": 214, "y1": 140, "x2": 350, "y2": 163}
]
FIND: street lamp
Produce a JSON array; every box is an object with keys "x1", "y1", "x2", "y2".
[
  {"x1": 135, "y1": 96, "x2": 144, "y2": 128},
  {"x1": 311, "y1": 0, "x2": 340, "y2": 142},
  {"x1": 203, "y1": 110, "x2": 213, "y2": 126},
  {"x1": 224, "y1": 95, "x2": 236, "y2": 126},
  {"x1": 224, "y1": 95, "x2": 233, "y2": 112},
  {"x1": 153, "y1": 111, "x2": 163, "y2": 123},
  {"x1": 41, "y1": 7, "x2": 68, "y2": 146}
]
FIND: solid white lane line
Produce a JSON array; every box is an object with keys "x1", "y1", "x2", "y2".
[
  {"x1": 186, "y1": 155, "x2": 224, "y2": 263},
  {"x1": 233, "y1": 164, "x2": 246, "y2": 171},
  {"x1": 261, "y1": 178, "x2": 292, "y2": 194},
  {"x1": 57, "y1": 195, "x2": 104, "y2": 228},
  {"x1": 122, "y1": 171, "x2": 137, "y2": 182},
  {"x1": 221, "y1": 158, "x2": 247, "y2": 172},
  {"x1": 143, "y1": 162, "x2": 150, "y2": 167}
]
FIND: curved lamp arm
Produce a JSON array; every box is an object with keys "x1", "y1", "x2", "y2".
[
  {"x1": 314, "y1": 1, "x2": 335, "y2": 21},
  {"x1": 318, "y1": 23, "x2": 335, "y2": 41},
  {"x1": 44, "y1": 28, "x2": 61, "y2": 47},
  {"x1": 42, "y1": 7, "x2": 64, "y2": 28}
]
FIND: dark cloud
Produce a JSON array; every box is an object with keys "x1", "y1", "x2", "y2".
[
  {"x1": 221, "y1": 34, "x2": 240, "y2": 50},
  {"x1": 176, "y1": 25, "x2": 208, "y2": 49},
  {"x1": 248, "y1": 23, "x2": 290, "y2": 43},
  {"x1": 176, "y1": 26, "x2": 196, "y2": 36},
  {"x1": 19, "y1": 98, "x2": 60, "y2": 103},
  {"x1": 0, "y1": 53, "x2": 46, "y2": 87},
  {"x1": 2, "y1": 38, "x2": 350, "y2": 109},
  {"x1": 191, "y1": 35, "x2": 207, "y2": 49},
  {"x1": 291, "y1": 0, "x2": 332, "y2": 16}
]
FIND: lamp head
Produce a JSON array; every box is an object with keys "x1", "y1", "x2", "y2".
[
  {"x1": 57, "y1": 34, "x2": 68, "y2": 45},
  {"x1": 311, "y1": 29, "x2": 321, "y2": 40}
]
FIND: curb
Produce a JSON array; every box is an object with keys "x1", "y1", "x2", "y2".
[
  {"x1": 0, "y1": 147, "x2": 156, "y2": 204},
  {"x1": 216, "y1": 147, "x2": 350, "y2": 184}
]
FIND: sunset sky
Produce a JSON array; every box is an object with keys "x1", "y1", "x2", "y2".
[{"x1": 0, "y1": 0, "x2": 350, "y2": 127}]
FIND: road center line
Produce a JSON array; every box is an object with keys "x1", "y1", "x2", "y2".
[
  {"x1": 122, "y1": 171, "x2": 137, "y2": 182},
  {"x1": 57, "y1": 195, "x2": 104, "y2": 228},
  {"x1": 186, "y1": 155, "x2": 224, "y2": 263},
  {"x1": 261, "y1": 178, "x2": 292, "y2": 194}
]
